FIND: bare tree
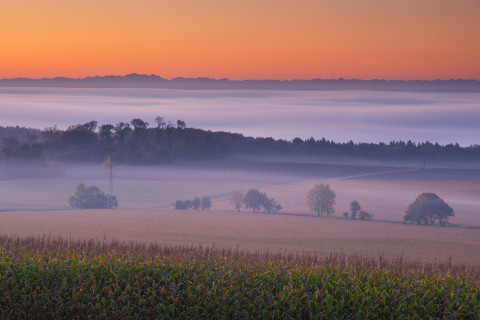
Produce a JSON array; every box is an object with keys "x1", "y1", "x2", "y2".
[
  {"x1": 228, "y1": 190, "x2": 244, "y2": 212},
  {"x1": 154, "y1": 116, "x2": 166, "y2": 129},
  {"x1": 307, "y1": 184, "x2": 336, "y2": 217}
]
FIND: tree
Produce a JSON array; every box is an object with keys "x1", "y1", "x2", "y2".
[
  {"x1": 154, "y1": 116, "x2": 166, "y2": 129},
  {"x1": 404, "y1": 193, "x2": 454, "y2": 226},
  {"x1": 113, "y1": 122, "x2": 131, "y2": 144},
  {"x1": 99, "y1": 124, "x2": 114, "y2": 144},
  {"x1": 175, "y1": 200, "x2": 187, "y2": 210},
  {"x1": 69, "y1": 183, "x2": 117, "y2": 209},
  {"x1": 358, "y1": 209, "x2": 373, "y2": 220},
  {"x1": 201, "y1": 196, "x2": 212, "y2": 210},
  {"x1": 192, "y1": 197, "x2": 201, "y2": 210},
  {"x1": 263, "y1": 197, "x2": 282, "y2": 214},
  {"x1": 307, "y1": 184, "x2": 336, "y2": 217},
  {"x1": 243, "y1": 189, "x2": 266, "y2": 213},
  {"x1": 243, "y1": 189, "x2": 282, "y2": 213},
  {"x1": 350, "y1": 200, "x2": 361, "y2": 220},
  {"x1": 176, "y1": 120, "x2": 186, "y2": 129},
  {"x1": 174, "y1": 196, "x2": 211, "y2": 211},
  {"x1": 130, "y1": 118, "x2": 149, "y2": 131},
  {"x1": 228, "y1": 190, "x2": 244, "y2": 212}
]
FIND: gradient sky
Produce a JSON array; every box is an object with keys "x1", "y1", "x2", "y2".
[{"x1": 1, "y1": 0, "x2": 479, "y2": 80}]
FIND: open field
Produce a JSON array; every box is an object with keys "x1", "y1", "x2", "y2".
[
  {"x1": 1, "y1": 160, "x2": 479, "y2": 213},
  {"x1": 214, "y1": 179, "x2": 480, "y2": 226},
  {"x1": 1, "y1": 208, "x2": 480, "y2": 263},
  {"x1": 0, "y1": 178, "x2": 262, "y2": 211},
  {"x1": 1, "y1": 160, "x2": 479, "y2": 264}
]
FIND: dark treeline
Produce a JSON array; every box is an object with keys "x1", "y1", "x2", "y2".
[{"x1": 0, "y1": 118, "x2": 479, "y2": 165}]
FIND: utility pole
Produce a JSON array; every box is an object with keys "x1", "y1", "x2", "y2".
[
  {"x1": 104, "y1": 155, "x2": 114, "y2": 209},
  {"x1": 422, "y1": 144, "x2": 426, "y2": 170}
]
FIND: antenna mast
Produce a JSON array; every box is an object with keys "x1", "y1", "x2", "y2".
[{"x1": 105, "y1": 155, "x2": 114, "y2": 209}]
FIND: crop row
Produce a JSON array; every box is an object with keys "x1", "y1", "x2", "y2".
[{"x1": 0, "y1": 243, "x2": 479, "y2": 318}]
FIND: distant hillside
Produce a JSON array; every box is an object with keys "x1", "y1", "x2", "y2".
[
  {"x1": 1, "y1": 121, "x2": 479, "y2": 168},
  {"x1": 1, "y1": 74, "x2": 479, "y2": 92}
]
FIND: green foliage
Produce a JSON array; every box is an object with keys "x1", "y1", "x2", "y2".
[
  {"x1": 0, "y1": 239, "x2": 479, "y2": 319},
  {"x1": 307, "y1": 184, "x2": 336, "y2": 217},
  {"x1": 69, "y1": 183, "x2": 118, "y2": 209},
  {"x1": 404, "y1": 193, "x2": 454, "y2": 226},
  {"x1": 243, "y1": 189, "x2": 281, "y2": 213}
]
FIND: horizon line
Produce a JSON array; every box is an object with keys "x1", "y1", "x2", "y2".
[{"x1": 1, "y1": 73, "x2": 480, "y2": 82}]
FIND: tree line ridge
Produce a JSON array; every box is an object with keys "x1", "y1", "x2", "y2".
[{"x1": 0, "y1": 118, "x2": 479, "y2": 165}]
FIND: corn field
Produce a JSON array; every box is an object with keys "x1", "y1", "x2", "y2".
[{"x1": 0, "y1": 235, "x2": 479, "y2": 319}]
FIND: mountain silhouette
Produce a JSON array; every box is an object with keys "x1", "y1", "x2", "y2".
[{"x1": 0, "y1": 74, "x2": 479, "y2": 92}]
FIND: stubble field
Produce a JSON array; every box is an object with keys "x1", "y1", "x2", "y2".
[{"x1": 1, "y1": 160, "x2": 479, "y2": 264}]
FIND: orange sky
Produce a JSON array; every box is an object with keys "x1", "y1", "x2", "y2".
[{"x1": 1, "y1": 0, "x2": 479, "y2": 80}]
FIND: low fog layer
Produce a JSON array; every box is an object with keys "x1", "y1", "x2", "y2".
[
  {"x1": 0, "y1": 160, "x2": 479, "y2": 213},
  {"x1": 1, "y1": 88, "x2": 479, "y2": 146}
]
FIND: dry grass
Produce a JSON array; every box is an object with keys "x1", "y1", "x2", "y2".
[
  {"x1": 1, "y1": 208, "x2": 480, "y2": 264},
  {"x1": 2, "y1": 234, "x2": 480, "y2": 280},
  {"x1": 1, "y1": 162, "x2": 479, "y2": 266}
]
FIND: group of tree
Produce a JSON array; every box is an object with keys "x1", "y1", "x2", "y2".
[
  {"x1": 69, "y1": 183, "x2": 118, "y2": 209},
  {"x1": 38, "y1": 118, "x2": 229, "y2": 163},
  {"x1": 174, "y1": 196, "x2": 212, "y2": 210},
  {"x1": 228, "y1": 189, "x2": 282, "y2": 214},
  {"x1": 403, "y1": 193, "x2": 454, "y2": 226},
  {"x1": 343, "y1": 201, "x2": 373, "y2": 220},
  {"x1": 1, "y1": 137, "x2": 43, "y2": 162},
  {"x1": 1, "y1": 120, "x2": 479, "y2": 165},
  {"x1": 304, "y1": 185, "x2": 453, "y2": 227}
]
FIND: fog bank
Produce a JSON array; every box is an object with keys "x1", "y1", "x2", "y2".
[{"x1": 1, "y1": 88, "x2": 479, "y2": 146}]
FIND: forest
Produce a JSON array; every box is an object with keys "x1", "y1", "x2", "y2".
[{"x1": 1, "y1": 118, "x2": 479, "y2": 165}]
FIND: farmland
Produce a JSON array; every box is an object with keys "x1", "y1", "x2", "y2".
[
  {"x1": 1, "y1": 235, "x2": 479, "y2": 318},
  {"x1": 1, "y1": 160, "x2": 480, "y2": 263},
  {"x1": 1, "y1": 160, "x2": 480, "y2": 317}
]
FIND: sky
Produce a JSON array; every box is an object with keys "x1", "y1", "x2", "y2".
[{"x1": 1, "y1": 0, "x2": 479, "y2": 80}]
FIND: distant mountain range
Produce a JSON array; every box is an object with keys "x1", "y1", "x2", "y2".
[{"x1": 1, "y1": 74, "x2": 479, "y2": 92}]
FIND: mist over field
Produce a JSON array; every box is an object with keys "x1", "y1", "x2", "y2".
[
  {"x1": 1, "y1": 86, "x2": 480, "y2": 265},
  {"x1": 1, "y1": 87, "x2": 479, "y2": 146}
]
